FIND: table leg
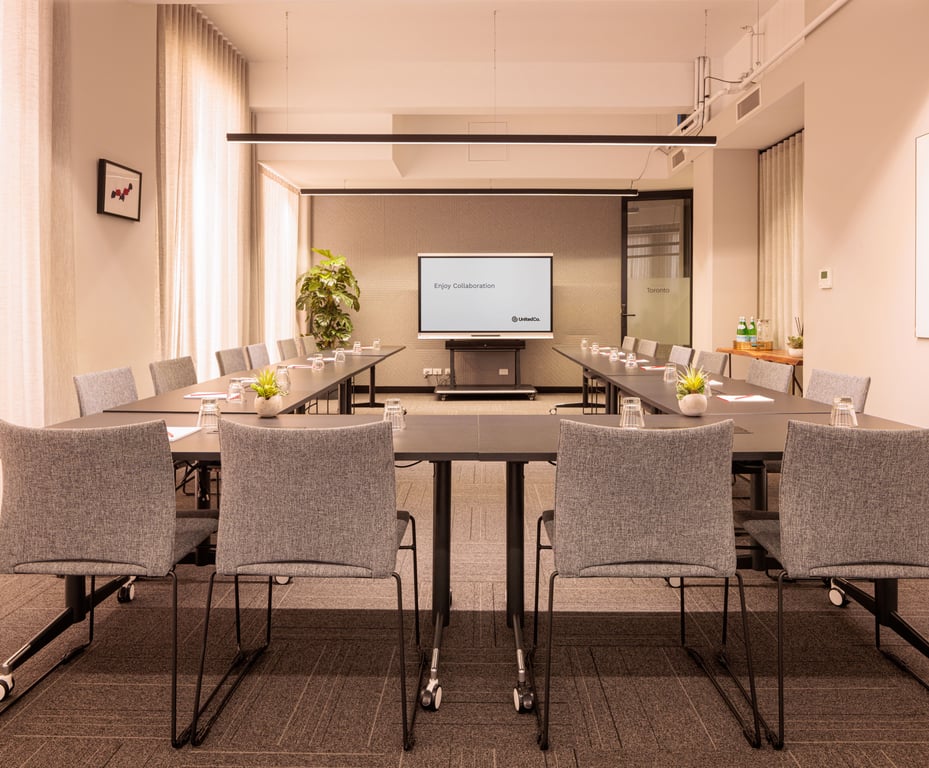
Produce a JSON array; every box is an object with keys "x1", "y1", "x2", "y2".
[
  {"x1": 506, "y1": 461, "x2": 536, "y2": 713},
  {"x1": 353, "y1": 365, "x2": 383, "y2": 409}
]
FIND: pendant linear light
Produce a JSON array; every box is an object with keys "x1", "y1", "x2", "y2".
[
  {"x1": 228, "y1": 132, "x2": 715, "y2": 147},
  {"x1": 299, "y1": 187, "x2": 640, "y2": 197}
]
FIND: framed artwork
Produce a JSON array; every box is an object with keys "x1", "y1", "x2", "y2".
[{"x1": 96, "y1": 158, "x2": 142, "y2": 221}]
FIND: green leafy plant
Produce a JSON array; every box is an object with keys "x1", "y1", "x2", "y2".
[
  {"x1": 250, "y1": 367, "x2": 282, "y2": 400},
  {"x1": 786, "y1": 317, "x2": 804, "y2": 349},
  {"x1": 676, "y1": 365, "x2": 707, "y2": 399},
  {"x1": 295, "y1": 248, "x2": 361, "y2": 349}
]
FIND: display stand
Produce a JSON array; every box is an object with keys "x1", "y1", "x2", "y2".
[{"x1": 434, "y1": 340, "x2": 536, "y2": 400}]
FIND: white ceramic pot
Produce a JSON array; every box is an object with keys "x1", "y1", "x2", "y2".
[
  {"x1": 678, "y1": 393, "x2": 708, "y2": 416},
  {"x1": 787, "y1": 347, "x2": 803, "y2": 358},
  {"x1": 254, "y1": 394, "x2": 283, "y2": 418}
]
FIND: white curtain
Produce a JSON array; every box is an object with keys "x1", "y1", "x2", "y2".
[
  {"x1": 259, "y1": 169, "x2": 300, "y2": 358},
  {"x1": 759, "y1": 132, "x2": 804, "y2": 348},
  {"x1": 0, "y1": 0, "x2": 74, "y2": 427},
  {"x1": 156, "y1": 5, "x2": 252, "y2": 379}
]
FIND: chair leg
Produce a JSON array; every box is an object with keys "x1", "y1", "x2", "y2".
[
  {"x1": 538, "y1": 570, "x2": 558, "y2": 751},
  {"x1": 774, "y1": 571, "x2": 786, "y2": 748},
  {"x1": 406, "y1": 515, "x2": 421, "y2": 647},
  {"x1": 392, "y1": 572, "x2": 415, "y2": 751},
  {"x1": 533, "y1": 511, "x2": 552, "y2": 649},
  {"x1": 190, "y1": 574, "x2": 272, "y2": 747}
]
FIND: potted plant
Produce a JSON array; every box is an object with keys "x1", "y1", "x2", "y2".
[
  {"x1": 251, "y1": 366, "x2": 283, "y2": 418},
  {"x1": 786, "y1": 317, "x2": 803, "y2": 358},
  {"x1": 295, "y1": 248, "x2": 361, "y2": 350},
  {"x1": 676, "y1": 365, "x2": 709, "y2": 416}
]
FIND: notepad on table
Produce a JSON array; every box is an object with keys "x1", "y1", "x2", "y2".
[
  {"x1": 166, "y1": 426, "x2": 201, "y2": 442},
  {"x1": 183, "y1": 392, "x2": 228, "y2": 399},
  {"x1": 718, "y1": 394, "x2": 774, "y2": 403}
]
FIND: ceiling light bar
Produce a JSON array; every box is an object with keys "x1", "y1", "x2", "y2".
[
  {"x1": 299, "y1": 188, "x2": 639, "y2": 197},
  {"x1": 228, "y1": 132, "x2": 716, "y2": 147}
]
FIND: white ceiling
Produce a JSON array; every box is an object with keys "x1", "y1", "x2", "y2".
[{"x1": 180, "y1": 0, "x2": 795, "y2": 190}]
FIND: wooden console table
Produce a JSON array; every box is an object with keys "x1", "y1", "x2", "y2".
[{"x1": 716, "y1": 346, "x2": 803, "y2": 394}]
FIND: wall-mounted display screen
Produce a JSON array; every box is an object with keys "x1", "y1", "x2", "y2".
[{"x1": 418, "y1": 253, "x2": 554, "y2": 339}]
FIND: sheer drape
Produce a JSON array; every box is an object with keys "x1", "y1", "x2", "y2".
[
  {"x1": 759, "y1": 132, "x2": 804, "y2": 348},
  {"x1": 156, "y1": 5, "x2": 252, "y2": 379},
  {"x1": 0, "y1": 0, "x2": 74, "y2": 427},
  {"x1": 259, "y1": 169, "x2": 300, "y2": 355}
]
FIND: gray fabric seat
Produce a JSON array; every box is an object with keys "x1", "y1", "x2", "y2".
[
  {"x1": 0, "y1": 419, "x2": 216, "y2": 746},
  {"x1": 743, "y1": 421, "x2": 929, "y2": 748},
  {"x1": 277, "y1": 338, "x2": 298, "y2": 360},
  {"x1": 533, "y1": 418, "x2": 760, "y2": 750},
  {"x1": 73, "y1": 366, "x2": 138, "y2": 415},
  {"x1": 695, "y1": 350, "x2": 728, "y2": 376},
  {"x1": 191, "y1": 420, "x2": 420, "y2": 750},
  {"x1": 149, "y1": 356, "x2": 197, "y2": 395},
  {"x1": 215, "y1": 346, "x2": 248, "y2": 375},
  {"x1": 636, "y1": 338, "x2": 658, "y2": 357},
  {"x1": 245, "y1": 342, "x2": 270, "y2": 369},
  {"x1": 668, "y1": 345, "x2": 693, "y2": 367},
  {"x1": 745, "y1": 358, "x2": 792, "y2": 393}
]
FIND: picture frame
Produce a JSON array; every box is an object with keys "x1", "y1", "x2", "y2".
[{"x1": 96, "y1": 158, "x2": 142, "y2": 221}]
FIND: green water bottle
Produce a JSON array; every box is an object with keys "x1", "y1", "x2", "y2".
[
  {"x1": 736, "y1": 316, "x2": 747, "y2": 343},
  {"x1": 747, "y1": 316, "x2": 757, "y2": 346}
]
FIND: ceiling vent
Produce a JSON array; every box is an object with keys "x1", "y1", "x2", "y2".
[
  {"x1": 670, "y1": 149, "x2": 687, "y2": 169},
  {"x1": 737, "y1": 88, "x2": 762, "y2": 121}
]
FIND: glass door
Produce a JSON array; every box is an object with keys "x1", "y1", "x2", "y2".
[{"x1": 621, "y1": 191, "x2": 692, "y2": 346}]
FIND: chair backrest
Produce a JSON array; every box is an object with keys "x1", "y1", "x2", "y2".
[
  {"x1": 636, "y1": 339, "x2": 658, "y2": 357},
  {"x1": 215, "y1": 347, "x2": 248, "y2": 376},
  {"x1": 216, "y1": 420, "x2": 399, "y2": 579},
  {"x1": 73, "y1": 366, "x2": 138, "y2": 416},
  {"x1": 745, "y1": 359, "x2": 792, "y2": 393},
  {"x1": 298, "y1": 336, "x2": 315, "y2": 355},
  {"x1": 804, "y1": 368, "x2": 870, "y2": 413},
  {"x1": 695, "y1": 350, "x2": 727, "y2": 377},
  {"x1": 0, "y1": 419, "x2": 177, "y2": 577},
  {"x1": 668, "y1": 345, "x2": 693, "y2": 367},
  {"x1": 621, "y1": 336, "x2": 637, "y2": 352},
  {"x1": 277, "y1": 338, "x2": 298, "y2": 360},
  {"x1": 778, "y1": 420, "x2": 929, "y2": 579},
  {"x1": 245, "y1": 343, "x2": 270, "y2": 369},
  {"x1": 552, "y1": 419, "x2": 735, "y2": 579},
  {"x1": 149, "y1": 356, "x2": 197, "y2": 395}
]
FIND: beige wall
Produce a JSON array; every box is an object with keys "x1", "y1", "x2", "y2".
[
  {"x1": 309, "y1": 196, "x2": 624, "y2": 388},
  {"x1": 70, "y1": 2, "x2": 158, "y2": 411},
  {"x1": 803, "y1": 0, "x2": 929, "y2": 425}
]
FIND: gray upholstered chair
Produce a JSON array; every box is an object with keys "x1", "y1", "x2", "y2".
[
  {"x1": 695, "y1": 350, "x2": 728, "y2": 377},
  {"x1": 214, "y1": 346, "x2": 248, "y2": 376},
  {"x1": 621, "y1": 336, "x2": 637, "y2": 352},
  {"x1": 745, "y1": 358, "x2": 792, "y2": 393},
  {"x1": 245, "y1": 342, "x2": 270, "y2": 369},
  {"x1": 297, "y1": 335, "x2": 314, "y2": 355},
  {"x1": 191, "y1": 420, "x2": 420, "y2": 750},
  {"x1": 636, "y1": 338, "x2": 658, "y2": 357},
  {"x1": 73, "y1": 366, "x2": 138, "y2": 416},
  {"x1": 533, "y1": 419, "x2": 760, "y2": 750},
  {"x1": 149, "y1": 356, "x2": 197, "y2": 395},
  {"x1": 0, "y1": 419, "x2": 216, "y2": 746},
  {"x1": 277, "y1": 338, "x2": 298, "y2": 360},
  {"x1": 804, "y1": 368, "x2": 870, "y2": 412},
  {"x1": 743, "y1": 421, "x2": 929, "y2": 748},
  {"x1": 668, "y1": 345, "x2": 693, "y2": 367}
]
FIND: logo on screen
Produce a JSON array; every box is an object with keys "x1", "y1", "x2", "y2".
[{"x1": 512, "y1": 315, "x2": 540, "y2": 323}]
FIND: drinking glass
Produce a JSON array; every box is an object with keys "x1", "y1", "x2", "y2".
[
  {"x1": 383, "y1": 398, "x2": 406, "y2": 430},
  {"x1": 580, "y1": 338, "x2": 589, "y2": 350},
  {"x1": 609, "y1": 348, "x2": 620, "y2": 362},
  {"x1": 352, "y1": 341, "x2": 362, "y2": 354},
  {"x1": 830, "y1": 396, "x2": 858, "y2": 427},
  {"x1": 311, "y1": 353, "x2": 325, "y2": 371},
  {"x1": 333, "y1": 348, "x2": 346, "y2": 363},
  {"x1": 372, "y1": 338, "x2": 381, "y2": 351},
  {"x1": 197, "y1": 397, "x2": 221, "y2": 433},
  {"x1": 226, "y1": 377, "x2": 245, "y2": 407},
  {"x1": 590, "y1": 342, "x2": 600, "y2": 355},
  {"x1": 274, "y1": 365, "x2": 291, "y2": 395},
  {"x1": 625, "y1": 351, "x2": 637, "y2": 368},
  {"x1": 619, "y1": 396, "x2": 645, "y2": 429},
  {"x1": 663, "y1": 363, "x2": 677, "y2": 383}
]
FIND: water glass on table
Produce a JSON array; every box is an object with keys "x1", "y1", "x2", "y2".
[
  {"x1": 372, "y1": 338, "x2": 381, "y2": 351},
  {"x1": 275, "y1": 365, "x2": 291, "y2": 395},
  {"x1": 625, "y1": 352, "x2": 637, "y2": 368},
  {"x1": 663, "y1": 363, "x2": 677, "y2": 383},
  {"x1": 226, "y1": 378, "x2": 245, "y2": 408},
  {"x1": 619, "y1": 396, "x2": 645, "y2": 429},
  {"x1": 830, "y1": 396, "x2": 858, "y2": 427},
  {"x1": 197, "y1": 397, "x2": 221, "y2": 433},
  {"x1": 383, "y1": 398, "x2": 406, "y2": 430},
  {"x1": 352, "y1": 341, "x2": 362, "y2": 354},
  {"x1": 333, "y1": 348, "x2": 346, "y2": 363}
]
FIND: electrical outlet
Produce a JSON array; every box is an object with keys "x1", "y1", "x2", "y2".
[
  {"x1": 423, "y1": 368, "x2": 431, "y2": 378},
  {"x1": 499, "y1": 368, "x2": 509, "y2": 376},
  {"x1": 444, "y1": 368, "x2": 450, "y2": 375}
]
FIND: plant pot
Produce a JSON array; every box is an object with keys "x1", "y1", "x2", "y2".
[
  {"x1": 678, "y1": 393, "x2": 708, "y2": 416},
  {"x1": 254, "y1": 394, "x2": 283, "y2": 418},
  {"x1": 787, "y1": 347, "x2": 803, "y2": 358}
]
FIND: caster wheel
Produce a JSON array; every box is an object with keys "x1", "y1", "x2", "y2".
[
  {"x1": 274, "y1": 575, "x2": 292, "y2": 586},
  {"x1": 0, "y1": 674, "x2": 13, "y2": 702},
  {"x1": 420, "y1": 684, "x2": 442, "y2": 710},
  {"x1": 117, "y1": 583, "x2": 136, "y2": 603},
  {"x1": 828, "y1": 586, "x2": 848, "y2": 607},
  {"x1": 513, "y1": 687, "x2": 534, "y2": 712},
  {"x1": 665, "y1": 577, "x2": 682, "y2": 589}
]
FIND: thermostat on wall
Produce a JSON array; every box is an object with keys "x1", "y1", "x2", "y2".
[{"x1": 819, "y1": 267, "x2": 833, "y2": 289}]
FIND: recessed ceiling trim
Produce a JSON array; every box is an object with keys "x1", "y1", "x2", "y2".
[
  {"x1": 299, "y1": 188, "x2": 640, "y2": 197},
  {"x1": 229, "y1": 132, "x2": 716, "y2": 148}
]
